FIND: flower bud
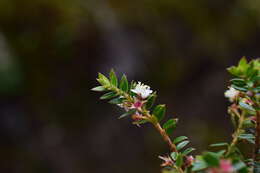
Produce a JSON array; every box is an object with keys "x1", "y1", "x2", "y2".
[
  {"x1": 131, "y1": 114, "x2": 144, "y2": 121},
  {"x1": 207, "y1": 160, "x2": 233, "y2": 173},
  {"x1": 185, "y1": 155, "x2": 194, "y2": 167},
  {"x1": 250, "y1": 116, "x2": 256, "y2": 122},
  {"x1": 246, "y1": 91, "x2": 254, "y2": 97},
  {"x1": 220, "y1": 160, "x2": 233, "y2": 173}
]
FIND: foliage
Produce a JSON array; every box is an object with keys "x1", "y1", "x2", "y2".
[{"x1": 92, "y1": 58, "x2": 260, "y2": 173}]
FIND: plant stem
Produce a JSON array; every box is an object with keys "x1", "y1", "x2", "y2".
[
  {"x1": 122, "y1": 93, "x2": 184, "y2": 172},
  {"x1": 153, "y1": 122, "x2": 184, "y2": 173},
  {"x1": 254, "y1": 110, "x2": 260, "y2": 162},
  {"x1": 225, "y1": 111, "x2": 245, "y2": 157},
  {"x1": 174, "y1": 165, "x2": 185, "y2": 173},
  {"x1": 153, "y1": 122, "x2": 178, "y2": 152},
  {"x1": 141, "y1": 111, "x2": 183, "y2": 173}
]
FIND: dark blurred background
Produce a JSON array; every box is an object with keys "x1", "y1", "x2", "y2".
[{"x1": 0, "y1": 0, "x2": 260, "y2": 172}]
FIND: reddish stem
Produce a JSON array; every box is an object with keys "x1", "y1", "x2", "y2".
[{"x1": 153, "y1": 122, "x2": 178, "y2": 152}]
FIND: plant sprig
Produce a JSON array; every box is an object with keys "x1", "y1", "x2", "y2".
[
  {"x1": 92, "y1": 69, "x2": 194, "y2": 172},
  {"x1": 92, "y1": 58, "x2": 259, "y2": 173}
]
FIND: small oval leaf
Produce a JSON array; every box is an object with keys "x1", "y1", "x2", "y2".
[
  {"x1": 100, "y1": 92, "x2": 117, "y2": 100},
  {"x1": 182, "y1": 147, "x2": 195, "y2": 155},
  {"x1": 209, "y1": 142, "x2": 229, "y2": 147},
  {"x1": 91, "y1": 86, "x2": 106, "y2": 92},
  {"x1": 153, "y1": 104, "x2": 166, "y2": 122},
  {"x1": 239, "y1": 101, "x2": 256, "y2": 112},
  {"x1": 173, "y1": 136, "x2": 188, "y2": 144},
  {"x1": 120, "y1": 75, "x2": 129, "y2": 92},
  {"x1": 109, "y1": 97, "x2": 123, "y2": 104},
  {"x1": 109, "y1": 69, "x2": 118, "y2": 87},
  {"x1": 176, "y1": 140, "x2": 189, "y2": 151},
  {"x1": 163, "y1": 118, "x2": 177, "y2": 135}
]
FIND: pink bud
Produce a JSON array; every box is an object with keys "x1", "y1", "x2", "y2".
[
  {"x1": 250, "y1": 116, "x2": 257, "y2": 122},
  {"x1": 246, "y1": 91, "x2": 254, "y2": 97},
  {"x1": 220, "y1": 160, "x2": 233, "y2": 173},
  {"x1": 185, "y1": 155, "x2": 194, "y2": 167},
  {"x1": 187, "y1": 155, "x2": 194, "y2": 162}
]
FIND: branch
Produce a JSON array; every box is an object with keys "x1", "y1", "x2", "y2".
[
  {"x1": 225, "y1": 110, "x2": 245, "y2": 157},
  {"x1": 153, "y1": 122, "x2": 177, "y2": 152}
]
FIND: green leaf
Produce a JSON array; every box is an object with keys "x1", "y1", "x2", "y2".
[
  {"x1": 239, "y1": 101, "x2": 256, "y2": 112},
  {"x1": 91, "y1": 86, "x2": 106, "y2": 92},
  {"x1": 253, "y1": 86, "x2": 260, "y2": 93},
  {"x1": 192, "y1": 162, "x2": 207, "y2": 171},
  {"x1": 100, "y1": 92, "x2": 117, "y2": 100},
  {"x1": 230, "y1": 78, "x2": 245, "y2": 83},
  {"x1": 216, "y1": 150, "x2": 226, "y2": 157},
  {"x1": 227, "y1": 66, "x2": 239, "y2": 76},
  {"x1": 209, "y1": 142, "x2": 229, "y2": 147},
  {"x1": 238, "y1": 133, "x2": 255, "y2": 140},
  {"x1": 227, "y1": 57, "x2": 250, "y2": 77},
  {"x1": 247, "y1": 68, "x2": 259, "y2": 81},
  {"x1": 109, "y1": 97, "x2": 123, "y2": 104},
  {"x1": 129, "y1": 81, "x2": 136, "y2": 96},
  {"x1": 152, "y1": 104, "x2": 166, "y2": 122},
  {"x1": 247, "y1": 81, "x2": 254, "y2": 88},
  {"x1": 176, "y1": 140, "x2": 189, "y2": 151},
  {"x1": 170, "y1": 152, "x2": 178, "y2": 160},
  {"x1": 192, "y1": 157, "x2": 208, "y2": 171},
  {"x1": 254, "y1": 162, "x2": 260, "y2": 173},
  {"x1": 252, "y1": 76, "x2": 260, "y2": 83},
  {"x1": 173, "y1": 136, "x2": 188, "y2": 144},
  {"x1": 182, "y1": 147, "x2": 195, "y2": 155},
  {"x1": 238, "y1": 57, "x2": 248, "y2": 70},
  {"x1": 233, "y1": 161, "x2": 246, "y2": 171},
  {"x1": 130, "y1": 80, "x2": 136, "y2": 90},
  {"x1": 97, "y1": 73, "x2": 110, "y2": 86},
  {"x1": 109, "y1": 69, "x2": 118, "y2": 87},
  {"x1": 231, "y1": 84, "x2": 248, "y2": 92},
  {"x1": 163, "y1": 118, "x2": 177, "y2": 135},
  {"x1": 230, "y1": 78, "x2": 246, "y2": 87},
  {"x1": 119, "y1": 74, "x2": 129, "y2": 92},
  {"x1": 118, "y1": 109, "x2": 136, "y2": 119},
  {"x1": 175, "y1": 154, "x2": 183, "y2": 167},
  {"x1": 203, "y1": 152, "x2": 219, "y2": 167},
  {"x1": 243, "y1": 119, "x2": 255, "y2": 128},
  {"x1": 132, "y1": 119, "x2": 148, "y2": 125},
  {"x1": 145, "y1": 92, "x2": 157, "y2": 109}
]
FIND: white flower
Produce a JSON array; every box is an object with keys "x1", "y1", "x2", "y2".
[
  {"x1": 131, "y1": 82, "x2": 153, "y2": 99},
  {"x1": 224, "y1": 87, "x2": 239, "y2": 102}
]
